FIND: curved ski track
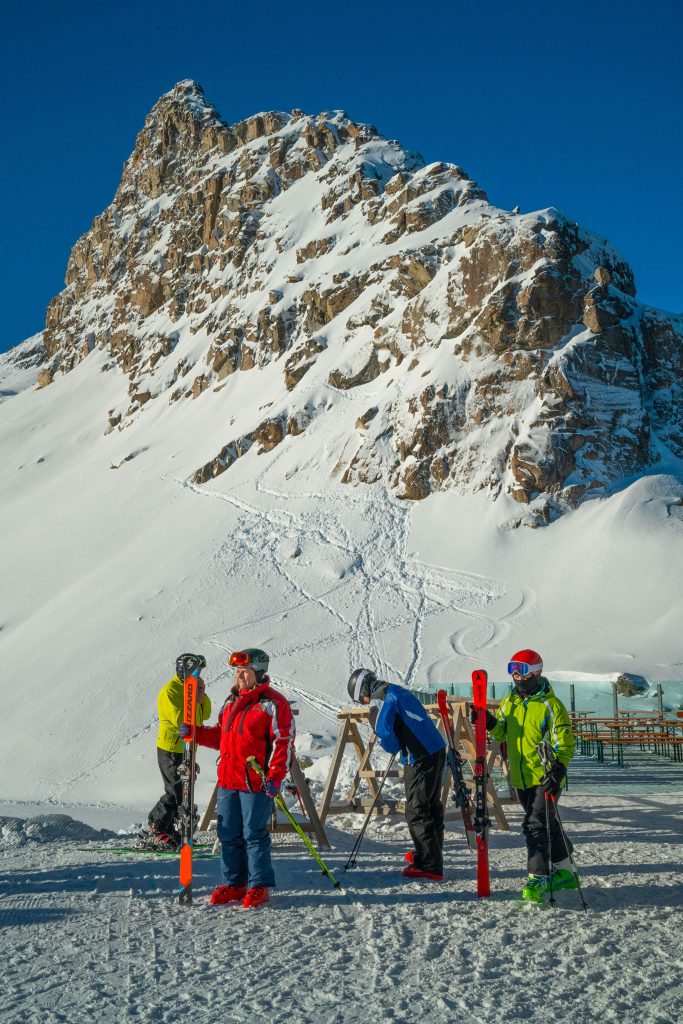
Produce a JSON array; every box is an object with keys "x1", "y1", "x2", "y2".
[{"x1": 182, "y1": 463, "x2": 536, "y2": 715}]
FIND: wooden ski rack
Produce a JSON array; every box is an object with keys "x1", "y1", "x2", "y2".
[{"x1": 317, "y1": 698, "x2": 512, "y2": 830}]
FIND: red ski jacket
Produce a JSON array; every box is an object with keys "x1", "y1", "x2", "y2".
[{"x1": 194, "y1": 679, "x2": 294, "y2": 792}]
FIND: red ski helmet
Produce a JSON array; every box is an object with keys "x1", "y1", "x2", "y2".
[{"x1": 508, "y1": 649, "x2": 543, "y2": 678}]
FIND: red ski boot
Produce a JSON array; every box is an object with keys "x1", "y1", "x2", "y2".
[
  {"x1": 402, "y1": 865, "x2": 444, "y2": 881},
  {"x1": 404, "y1": 850, "x2": 415, "y2": 864},
  {"x1": 243, "y1": 886, "x2": 270, "y2": 908},
  {"x1": 210, "y1": 885, "x2": 247, "y2": 905}
]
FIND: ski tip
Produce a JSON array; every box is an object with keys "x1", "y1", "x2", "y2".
[{"x1": 471, "y1": 669, "x2": 488, "y2": 684}]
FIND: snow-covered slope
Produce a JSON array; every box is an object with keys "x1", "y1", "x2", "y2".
[
  {"x1": 0, "y1": 325, "x2": 682, "y2": 809},
  {"x1": 0, "y1": 81, "x2": 681, "y2": 812}
]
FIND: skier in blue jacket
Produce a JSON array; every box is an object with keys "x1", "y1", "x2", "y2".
[{"x1": 348, "y1": 668, "x2": 446, "y2": 880}]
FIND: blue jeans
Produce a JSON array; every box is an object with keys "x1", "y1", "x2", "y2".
[{"x1": 216, "y1": 787, "x2": 275, "y2": 889}]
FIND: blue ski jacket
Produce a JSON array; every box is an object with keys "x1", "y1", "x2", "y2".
[{"x1": 370, "y1": 683, "x2": 445, "y2": 764}]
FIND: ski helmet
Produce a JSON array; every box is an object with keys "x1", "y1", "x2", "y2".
[
  {"x1": 229, "y1": 648, "x2": 270, "y2": 682},
  {"x1": 176, "y1": 653, "x2": 207, "y2": 681},
  {"x1": 348, "y1": 668, "x2": 378, "y2": 703},
  {"x1": 507, "y1": 649, "x2": 543, "y2": 678}
]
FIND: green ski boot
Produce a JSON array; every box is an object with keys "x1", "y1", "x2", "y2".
[
  {"x1": 550, "y1": 867, "x2": 579, "y2": 891},
  {"x1": 521, "y1": 874, "x2": 548, "y2": 904}
]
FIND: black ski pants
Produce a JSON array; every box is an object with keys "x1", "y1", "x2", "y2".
[
  {"x1": 148, "y1": 748, "x2": 184, "y2": 834},
  {"x1": 403, "y1": 748, "x2": 446, "y2": 874},
  {"x1": 517, "y1": 785, "x2": 573, "y2": 876}
]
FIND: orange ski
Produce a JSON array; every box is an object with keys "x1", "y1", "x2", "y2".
[{"x1": 178, "y1": 671, "x2": 198, "y2": 906}]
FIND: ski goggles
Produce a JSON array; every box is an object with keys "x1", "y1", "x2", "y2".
[
  {"x1": 507, "y1": 660, "x2": 542, "y2": 678},
  {"x1": 229, "y1": 651, "x2": 252, "y2": 667}
]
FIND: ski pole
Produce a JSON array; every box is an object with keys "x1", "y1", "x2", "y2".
[
  {"x1": 246, "y1": 756, "x2": 341, "y2": 890},
  {"x1": 538, "y1": 741, "x2": 556, "y2": 907},
  {"x1": 544, "y1": 792, "x2": 556, "y2": 908},
  {"x1": 343, "y1": 754, "x2": 397, "y2": 872},
  {"x1": 537, "y1": 742, "x2": 587, "y2": 910},
  {"x1": 551, "y1": 795, "x2": 588, "y2": 911}
]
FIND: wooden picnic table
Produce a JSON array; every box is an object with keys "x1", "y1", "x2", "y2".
[{"x1": 570, "y1": 713, "x2": 683, "y2": 766}]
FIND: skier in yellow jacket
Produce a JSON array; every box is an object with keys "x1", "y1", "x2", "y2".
[{"x1": 141, "y1": 653, "x2": 212, "y2": 850}]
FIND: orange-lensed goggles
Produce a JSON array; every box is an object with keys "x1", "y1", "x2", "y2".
[{"x1": 229, "y1": 651, "x2": 252, "y2": 667}]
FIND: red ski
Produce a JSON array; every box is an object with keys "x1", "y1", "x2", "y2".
[
  {"x1": 436, "y1": 690, "x2": 476, "y2": 851},
  {"x1": 178, "y1": 671, "x2": 198, "y2": 906},
  {"x1": 472, "y1": 669, "x2": 491, "y2": 897}
]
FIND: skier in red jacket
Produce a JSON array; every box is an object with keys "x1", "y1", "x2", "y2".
[{"x1": 181, "y1": 648, "x2": 294, "y2": 909}]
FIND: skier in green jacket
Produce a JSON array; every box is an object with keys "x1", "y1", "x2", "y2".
[
  {"x1": 141, "y1": 653, "x2": 212, "y2": 850},
  {"x1": 472, "y1": 648, "x2": 577, "y2": 903}
]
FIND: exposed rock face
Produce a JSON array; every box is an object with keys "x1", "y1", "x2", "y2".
[
  {"x1": 614, "y1": 673, "x2": 649, "y2": 696},
  {"x1": 37, "y1": 80, "x2": 683, "y2": 521}
]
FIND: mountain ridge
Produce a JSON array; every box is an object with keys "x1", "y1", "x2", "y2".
[{"x1": 6, "y1": 79, "x2": 683, "y2": 525}]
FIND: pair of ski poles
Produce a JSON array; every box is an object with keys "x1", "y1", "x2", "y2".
[
  {"x1": 537, "y1": 742, "x2": 587, "y2": 910},
  {"x1": 246, "y1": 756, "x2": 341, "y2": 890}
]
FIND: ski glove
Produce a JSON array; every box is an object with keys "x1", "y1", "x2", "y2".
[
  {"x1": 263, "y1": 779, "x2": 280, "y2": 798},
  {"x1": 541, "y1": 762, "x2": 566, "y2": 796},
  {"x1": 469, "y1": 705, "x2": 497, "y2": 731},
  {"x1": 178, "y1": 723, "x2": 193, "y2": 741}
]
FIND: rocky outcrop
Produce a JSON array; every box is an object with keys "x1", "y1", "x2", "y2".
[{"x1": 33, "y1": 80, "x2": 683, "y2": 522}]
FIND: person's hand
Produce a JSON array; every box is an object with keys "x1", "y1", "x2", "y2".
[
  {"x1": 179, "y1": 723, "x2": 193, "y2": 742},
  {"x1": 197, "y1": 678, "x2": 206, "y2": 701},
  {"x1": 541, "y1": 762, "x2": 566, "y2": 797},
  {"x1": 263, "y1": 779, "x2": 280, "y2": 798},
  {"x1": 469, "y1": 705, "x2": 497, "y2": 731}
]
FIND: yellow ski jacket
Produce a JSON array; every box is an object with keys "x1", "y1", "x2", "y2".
[{"x1": 156, "y1": 675, "x2": 212, "y2": 754}]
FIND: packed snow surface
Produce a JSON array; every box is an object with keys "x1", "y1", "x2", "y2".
[{"x1": 1, "y1": 772, "x2": 682, "y2": 1024}]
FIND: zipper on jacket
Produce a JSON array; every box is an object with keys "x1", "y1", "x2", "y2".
[
  {"x1": 518, "y1": 700, "x2": 528, "y2": 789},
  {"x1": 225, "y1": 700, "x2": 242, "y2": 732}
]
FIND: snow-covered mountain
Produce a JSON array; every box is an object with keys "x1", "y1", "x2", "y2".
[
  {"x1": 24, "y1": 78, "x2": 683, "y2": 523},
  {"x1": 1, "y1": 81, "x2": 682, "y2": 812}
]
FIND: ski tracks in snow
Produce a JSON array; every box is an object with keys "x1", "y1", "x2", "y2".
[{"x1": 182, "y1": 473, "x2": 535, "y2": 699}]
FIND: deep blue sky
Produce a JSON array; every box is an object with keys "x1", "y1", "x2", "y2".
[{"x1": 2, "y1": 0, "x2": 682, "y2": 352}]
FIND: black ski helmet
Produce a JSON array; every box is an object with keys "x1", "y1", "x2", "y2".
[
  {"x1": 348, "y1": 668, "x2": 377, "y2": 703},
  {"x1": 176, "y1": 653, "x2": 207, "y2": 681},
  {"x1": 229, "y1": 648, "x2": 270, "y2": 683}
]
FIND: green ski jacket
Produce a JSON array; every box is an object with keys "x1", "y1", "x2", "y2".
[{"x1": 489, "y1": 678, "x2": 575, "y2": 790}]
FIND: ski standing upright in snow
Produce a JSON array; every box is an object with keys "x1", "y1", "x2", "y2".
[
  {"x1": 472, "y1": 670, "x2": 491, "y2": 897},
  {"x1": 178, "y1": 668, "x2": 199, "y2": 906},
  {"x1": 436, "y1": 690, "x2": 476, "y2": 851}
]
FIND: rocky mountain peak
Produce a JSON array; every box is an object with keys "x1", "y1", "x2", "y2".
[{"x1": 32, "y1": 82, "x2": 683, "y2": 525}]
